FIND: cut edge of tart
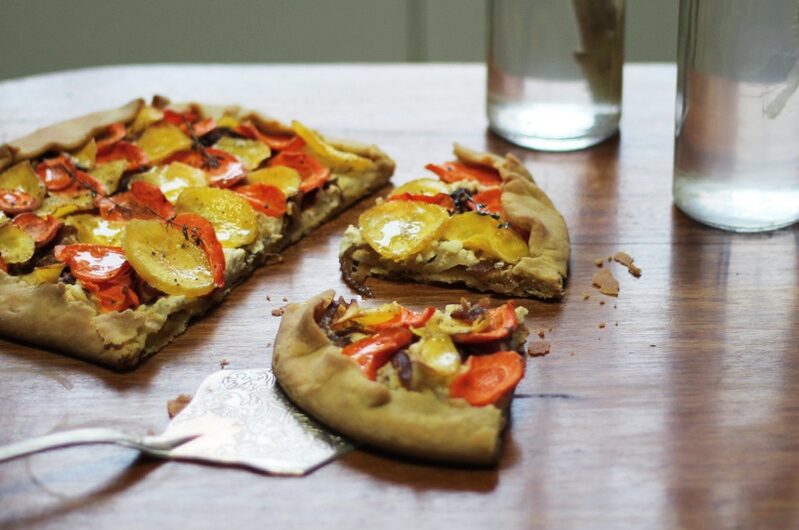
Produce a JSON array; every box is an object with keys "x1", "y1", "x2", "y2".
[
  {"x1": 339, "y1": 144, "x2": 570, "y2": 300},
  {"x1": 0, "y1": 97, "x2": 395, "y2": 369},
  {"x1": 272, "y1": 290, "x2": 530, "y2": 465}
]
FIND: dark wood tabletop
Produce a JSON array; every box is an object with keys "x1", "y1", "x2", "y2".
[{"x1": 0, "y1": 64, "x2": 797, "y2": 530}]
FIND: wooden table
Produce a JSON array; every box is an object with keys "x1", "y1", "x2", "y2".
[{"x1": 0, "y1": 64, "x2": 796, "y2": 530}]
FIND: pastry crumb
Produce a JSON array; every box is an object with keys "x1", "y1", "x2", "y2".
[
  {"x1": 613, "y1": 251, "x2": 642, "y2": 277},
  {"x1": 537, "y1": 329, "x2": 546, "y2": 338},
  {"x1": 592, "y1": 268, "x2": 620, "y2": 296},
  {"x1": 266, "y1": 295, "x2": 271, "y2": 301},
  {"x1": 594, "y1": 258, "x2": 604, "y2": 267},
  {"x1": 582, "y1": 292, "x2": 590, "y2": 300},
  {"x1": 598, "y1": 322, "x2": 606, "y2": 329},
  {"x1": 599, "y1": 300, "x2": 605, "y2": 305},
  {"x1": 219, "y1": 358, "x2": 230, "y2": 369},
  {"x1": 282, "y1": 296, "x2": 288, "y2": 302},
  {"x1": 527, "y1": 340, "x2": 551, "y2": 357},
  {"x1": 272, "y1": 307, "x2": 285, "y2": 317},
  {"x1": 167, "y1": 394, "x2": 192, "y2": 418},
  {"x1": 614, "y1": 321, "x2": 618, "y2": 326}
]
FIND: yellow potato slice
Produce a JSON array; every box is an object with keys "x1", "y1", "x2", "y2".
[
  {"x1": 0, "y1": 212, "x2": 8, "y2": 227},
  {"x1": 65, "y1": 214, "x2": 126, "y2": 246},
  {"x1": 130, "y1": 105, "x2": 165, "y2": 133},
  {"x1": 36, "y1": 191, "x2": 95, "y2": 218},
  {"x1": 122, "y1": 219, "x2": 214, "y2": 297},
  {"x1": 72, "y1": 139, "x2": 97, "y2": 169},
  {"x1": 291, "y1": 120, "x2": 375, "y2": 173},
  {"x1": 89, "y1": 159, "x2": 127, "y2": 194},
  {"x1": 175, "y1": 187, "x2": 257, "y2": 248},
  {"x1": 351, "y1": 302, "x2": 403, "y2": 327},
  {"x1": 0, "y1": 223, "x2": 35, "y2": 264},
  {"x1": 213, "y1": 137, "x2": 270, "y2": 171},
  {"x1": 0, "y1": 162, "x2": 46, "y2": 206},
  {"x1": 359, "y1": 201, "x2": 449, "y2": 261},
  {"x1": 136, "y1": 123, "x2": 192, "y2": 163},
  {"x1": 442, "y1": 211, "x2": 528, "y2": 264},
  {"x1": 216, "y1": 114, "x2": 241, "y2": 129},
  {"x1": 417, "y1": 334, "x2": 462, "y2": 376},
  {"x1": 246, "y1": 167, "x2": 302, "y2": 198},
  {"x1": 389, "y1": 178, "x2": 450, "y2": 197},
  {"x1": 132, "y1": 162, "x2": 208, "y2": 203},
  {"x1": 20, "y1": 264, "x2": 65, "y2": 285}
]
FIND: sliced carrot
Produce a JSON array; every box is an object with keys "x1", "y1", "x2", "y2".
[
  {"x1": 449, "y1": 350, "x2": 525, "y2": 406},
  {"x1": 0, "y1": 189, "x2": 39, "y2": 215},
  {"x1": 342, "y1": 327, "x2": 414, "y2": 380},
  {"x1": 235, "y1": 123, "x2": 300, "y2": 151},
  {"x1": 267, "y1": 151, "x2": 330, "y2": 193},
  {"x1": 370, "y1": 306, "x2": 436, "y2": 331},
  {"x1": 468, "y1": 188, "x2": 504, "y2": 217},
  {"x1": 172, "y1": 212, "x2": 226, "y2": 288},
  {"x1": 162, "y1": 109, "x2": 216, "y2": 137},
  {"x1": 54, "y1": 244, "x2": 130, "y2": 283},
  {"x1": 0, "y1": 255, "x2": 7, "y2": 273},
  {"x1": 192, "y1": 118, "x2": 217, "y2": 137},
  {"x1": 96, "y1": 141, "x2": 148, "y2": 171},
  {"x1": 163, "y1": 109, "x2": 199, "y2": 125},
  {"x1": 12, "y1": 212, "x2": 63, "y2": 247},
  {"x1": 80, "y1": 273, "x2": 140, "y2": 313},
  {"x1": 232, "y1": 183, "x2": 287, "y2": 218},
  {"x1": 165, "y1": 148, "x2": 246, "y2": 188},
  {"x1": 452, "y1": 302, "x2": 519, "y2": 344},
  {"x1": 36, "y1": 155, "x2": 75, "y2": 191},
  {"x1": 387, "y1": 192, "x2": 455, "y2": 211},
  {"x1": 96, "y1": 122, "x2": 127, "y2": 150},
  {"x1": 36, "y1": 156, "x2": 106, "y2": 195},
  {"x1": 98, "y1": 180, "x2": 175, "y2": 221},
  {"x1": 425, "y1": 162, "x2": 502, "y2": 187}
]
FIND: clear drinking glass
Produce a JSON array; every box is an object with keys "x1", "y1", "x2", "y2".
[
  {"x1": 486, "y1": 0, "x2": 625, "y2": 151},
  {"x1": 673, "y1": 0, "x2": 799, "y2": 232}
]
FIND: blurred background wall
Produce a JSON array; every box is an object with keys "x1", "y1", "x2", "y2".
[{"x1": 0, "y1": 0, "x2": 678, "y2": 81}]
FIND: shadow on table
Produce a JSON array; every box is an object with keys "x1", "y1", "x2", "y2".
[
  {"x1": 336, "y1": 433, "x2": 524, "y2": 493},
  {"x1": 0, "y1": 455, "x2": 161, "y2": 529}
]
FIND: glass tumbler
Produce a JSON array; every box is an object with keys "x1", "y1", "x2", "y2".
[
  {"x1": 486, "y1": 0, "x2": 625, "y2": 151},
  {"x1": 673, "y1": 0, "x2": 799, "y2": 232}
]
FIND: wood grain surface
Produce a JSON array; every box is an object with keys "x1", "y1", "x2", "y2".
[{"x1": 0, "y1": 64, "x2": 797, "y2": 530}]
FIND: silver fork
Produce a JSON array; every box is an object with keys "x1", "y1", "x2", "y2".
[{"x1": 0, "y1": 428, "x2": 199, "y2": 463}]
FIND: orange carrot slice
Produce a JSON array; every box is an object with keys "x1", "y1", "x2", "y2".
[
  {"x1": 54, "y1": 244, "x2": 130, "y2": 283},
  {"x1": 98, "y1": 180, "x2": 175, "y2": 221},
  {"x1": 12, "y1": 212, "x2": 63, "y2": 247},
  {"x1": 425, "y1": 161, "x2": 502, "y2": 186},
  {"x1": 386, "y1": 192, "x2": 455, "y2": 211},
  {"x1": 267, "y1": 151, "x2": 330, "y2": 193},
  {"x1": 452, "y1": 303, "x2": 519, "y2": 344},
  {"x1": 232, "y1": 183, "x2": 287, "y2": 218},
  {"x1": 449, "y1": 350, "x2": 525, "y2": 406},
  {"x1": 342, "y1": 327, "x2": 414, "y2": 380},
  {"x1": 172, "y1": 212, "x2": 226, "y2": 288}
]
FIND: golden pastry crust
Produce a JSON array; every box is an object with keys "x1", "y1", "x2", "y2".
[
  {"x1": 272, "y1": 290, "x2": 507, "y2": 465},
  {"x1": 340, "y1": 145, "x2": 569, "y2": 299},
  {"x1": 0, "y1": 98, "x2": 394, "y2": 368}
]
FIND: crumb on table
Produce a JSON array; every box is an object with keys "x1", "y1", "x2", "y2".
[
  {"x1": 592, "y1": 268, "x2": 620, "y2": 296},
  {"x1": 527, "y1": 340, "x2": 551, "y2": 357},
  {"x1": 613, "y1": 251, "x2": 642, "y2": 277},
  {"x1": 272, "y1": 307, "x2": 285, "y2": 317},
  {"x1": 167, "y1": 394, "x2": 193, "y2": 418},
  {"x1": 219, "y1": 358, "x2": 230, "y2": 369}
]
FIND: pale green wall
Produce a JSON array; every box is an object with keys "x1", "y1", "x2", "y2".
[{"x1": 0, "y1": 0, "x2": 677, "y2": 81}]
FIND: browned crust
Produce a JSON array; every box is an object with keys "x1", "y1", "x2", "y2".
[
  {"x1": 0, "y1": 99, "x2": 145, "y2": 172},
  {"x1": 272, "y1": 290, "x2": 506, "y2": 465},
  {"x1": 0, "y1": 99, "x2": 395, "y2": 369}
]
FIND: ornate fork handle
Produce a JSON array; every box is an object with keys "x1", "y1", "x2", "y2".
[{"x1": 0, "y1": 427, "x2": 197, "y2": 463}]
